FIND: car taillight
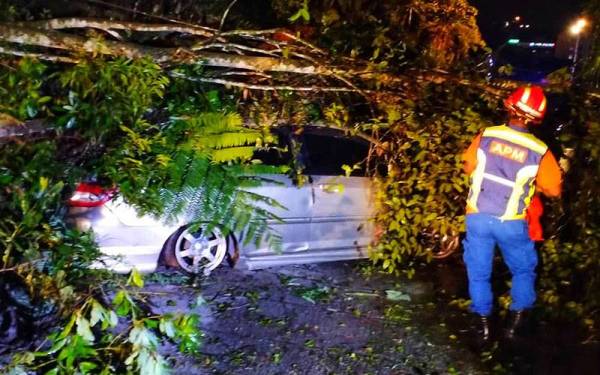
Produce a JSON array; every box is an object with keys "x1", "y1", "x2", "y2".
[{"x1": 68, "y1": 183, "x2": 116, "y2": 207}]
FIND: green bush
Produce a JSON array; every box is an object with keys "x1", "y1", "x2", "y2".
[
  {"x1": 369, "y1": 85, "x2": 494, "y2": 275},
  {"x1": 536, "y1": 96, "x2": 600, "y2": 327},
  {"x1": 0, "y1": 57, "x2": 286, "y2": 374}
]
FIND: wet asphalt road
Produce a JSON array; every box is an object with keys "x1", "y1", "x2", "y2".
[
  {"x1": 2, "y1": 260, "x2": 598, "y2": 374},
  {"x1": 145, "y1": 260, "x2": 600, "y2": 375},
  {"x1": 148, "y1": 262, "x2": 483, "y2": 374}
]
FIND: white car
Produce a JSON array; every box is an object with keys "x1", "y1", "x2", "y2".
[{"x1": 68, "y1": 126, "x2": 377, "y2": 275}]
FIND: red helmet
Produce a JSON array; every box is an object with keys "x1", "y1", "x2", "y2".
[{"x1": 504, "y1": 86, "x2": 547, "y2": 123}]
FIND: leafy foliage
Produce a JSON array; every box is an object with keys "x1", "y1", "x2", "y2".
[
  {"x1": 0, "y1": 59, "x2": 52, "y2": 120},
  {"x1": 368, "y1": 85, "x2": 495, "y2": 275},
  {"x1": 0, "y1": 3, "x2": 599, "y2": 370},
  {"x1": 289, "y1": 0, "x2": 311, "y2": 22},
  {"x1": 405, "y1": 0, "x2": 484, "y2": 67},
  {"x1": 0, "y1": 141, "x2": 64, "y2": 269},
  {"x1": 0, "y1": 56, "x2": 288, "y2": 374},
  {"x1": 581, "y1": 0, "x2": 600, "y2": 87},
  {"x1": 534, "y1": 95, "x2": 600, "y2": 327},
  {"x1": 4, "y1": 269, "x2": 202, "y2": 375},
  {"x1": 270, "y1": 0, "x2": 485, "y2": 69}
]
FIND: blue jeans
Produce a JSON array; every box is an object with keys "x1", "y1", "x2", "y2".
[{"x1": 463, "y1": 213, "x2": 538, "y2": 316}]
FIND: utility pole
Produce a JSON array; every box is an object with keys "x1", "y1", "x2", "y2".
[{"x1": 569, "y1": 18, "x2": 588, "y2": 75}]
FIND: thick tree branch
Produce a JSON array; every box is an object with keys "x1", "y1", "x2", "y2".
[
  {"x1": 0, "y1": 23, "x2": 161, "y2": 59},
  {"x1": 0, "y1": 23, "x2": 334, "y2": 75},
  {"x1": 220, "y1": 29, "x2": 328, "y2": 56},
  {"x1": 0, "y1": 120, "x2": 53, "y2": 142},
  {"x1": 23, "y1": 17, "x2": 213, "y2": 37},
  {"x1": 168, "y1": 72, "x2": 360, "y2": 93},
  {"x1": 1, "y1": 19, "x2": 593, "y2": 102},
  {"x1": 219, "y1": 0, "x2": 239, "y2": 31},
  {"x1": 192, "y1": 42, "x2": 280, "y2": 57},
  {"x1": 0, "y1": 46, "x2": 79, "y2": 63}
]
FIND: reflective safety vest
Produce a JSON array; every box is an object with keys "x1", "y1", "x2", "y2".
[{"x1": 467, "y1": 125, "x2": 548, "y2": 220}]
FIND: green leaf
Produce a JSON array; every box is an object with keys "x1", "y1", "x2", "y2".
[
  {"x1": 38, "y1": 96, "x2": 52, "y2": 104},
  {"x1": 79, "y1": 362, "x2": 98, "y2": 374},
  {"x1": 385, "y1": 290, "x2": 412, "y2": 302},
  {"x1": 45, "y1": 338, "x2": 67, "y2": 355},
  {"x1": 76, "y1": 315, "x2": 95, "y2": 343},
  {"x1": 25, "y1": 103, "x2": 38, "y2": 118},
  {"x1": 342, "y1": 164, "x2": 353, "y2": 177},
  {"x1": 58, "y1": 314, "x2": 77, "y2": 340},
  {"x1": 113, "y1": 290, "x2": 133, "y2": 317},
  {"x1": 128, "y1": 268, "x2": 144, "y2": 288},
  {"x1": 113, "y1": 290, "x2": 126, "y2": 306},
  {"x1": 129, "y1": 324, "x2": 159, "y2": 349},
  {"x1": 89, "y1": 300, "x2": 105, "y2": 327},
  {"x1": 39, "y1": 176, "x2": 48, "y2": 192},
  {"x1": 289, "y1": 0, "x2": 310, "y2": 22},
  {"x1": 159, "y1": 318, "x2": 176, "y2": 338},
  {"x1": 108, "y1": 311, "x2": 118, "y2": 327}
]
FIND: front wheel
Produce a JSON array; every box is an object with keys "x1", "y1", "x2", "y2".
[
  {"x1": 429, "y1": 233, "x2": 460, "y2": 260},
  {"x1": 163, "y1": 225, "x2": 228, "y2": 276}
]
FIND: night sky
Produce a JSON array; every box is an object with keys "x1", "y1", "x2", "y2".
[{"x1": 470, "y1": 0, "x2": 587, "y2": 47}]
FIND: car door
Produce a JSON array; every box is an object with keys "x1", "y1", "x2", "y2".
[
  {"x1": 302, "y1": 129, "x2": 375, "y2": 259},
  {"x1": 240, "y1": 129, "x2": 312, "y2": 262}
]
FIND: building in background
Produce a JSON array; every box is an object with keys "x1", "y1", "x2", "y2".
[{"x1": 490, "y1": 16, "x2": 571, "y2": 83}]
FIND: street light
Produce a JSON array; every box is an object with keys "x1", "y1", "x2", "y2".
[
  {"x1": 569, "y1": 18, "x2": 588, "y2": 74},
  {"x1": 570, "y1": 18, "x2": 587, "y2": 35}
]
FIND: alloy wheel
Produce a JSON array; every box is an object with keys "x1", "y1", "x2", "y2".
[{"x1": 173, "y1": 227, "x2": 227, "y2": 275}]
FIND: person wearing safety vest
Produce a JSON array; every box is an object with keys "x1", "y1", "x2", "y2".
[{"x1": 462, "y1": 85, "x2": 562, "y2": 341}]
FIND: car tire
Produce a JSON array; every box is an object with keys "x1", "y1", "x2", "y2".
[
  {"x1": 430, "y1": 233, "x2": 460, "y2": 260},
  {"x1": 163, "y1": 225, "x2": 228, "y2": 276}
]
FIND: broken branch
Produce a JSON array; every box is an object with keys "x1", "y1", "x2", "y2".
[{"x1": 168, "y1": 72, "x2": 360, "y2": 93}]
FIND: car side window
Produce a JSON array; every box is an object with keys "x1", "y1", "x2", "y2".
[{"x1": 302, "y1": 132, "x2": 370, "y2": 176}]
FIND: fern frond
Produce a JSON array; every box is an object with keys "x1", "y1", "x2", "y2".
[
  {"x1": 210, "y1": 147, "x2": 256, "y2": 163},
  {"x1": 187, "y1": 112, "x2": 243, "y2": 133},
  {"x1": 199, "y1": 132, "x2": 260, "y2": 149},
  {"x1": 156, "y1": 111, "x2": 286, "y2": 251}
]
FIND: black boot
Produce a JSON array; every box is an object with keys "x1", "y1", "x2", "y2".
[
  {"x1": 475, "y1": 315, "x2": 491, "y2": 343},
  {"x1": 505, "y1": 310, "x2": 527, "y2": 340}
]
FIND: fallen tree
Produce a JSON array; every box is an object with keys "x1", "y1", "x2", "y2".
[
  {"x1": 0, "y1": 15, "x2": 510, "y2": 101},
  {"x1": 1, "y1": 2, "x2": 599, "y2": 373}
]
